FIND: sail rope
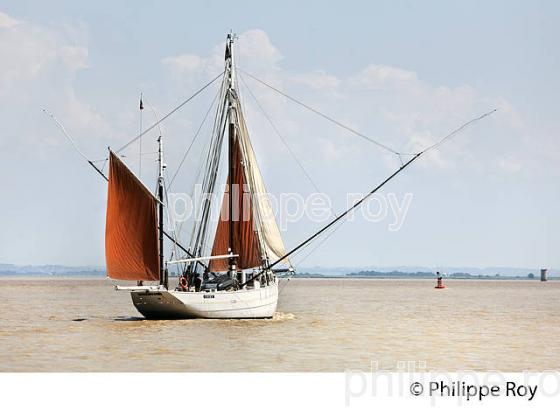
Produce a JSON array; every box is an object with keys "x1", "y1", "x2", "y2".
[
  {"x1": 163, "y1": 174, "x2": 185, "y2": 277},
  {"x1": 239, "y1": 68, "x2": 403, "y2": 156},
  {"x1": 45, "y1": 61, "x2": 498, "y2": 280},
  {"x1": 168, "y1": 83, "x2": 223, "y2": 189},
  {"x1": 42, "y1": 107, "x2": 207, "y2": 270},
  {"x1": 288, "y1": 111, "x2": 499, "y2": 266},
  {"x1": 41, "y1": 108, "x2": 91, "y2": 162},
  {"x1": 166, "y1": 88, "x2": 221, "y2": 266},
  {"x1": 419, "y1": 109, "x2": 498, "y2": 155},
  {"x1": 139, "y1": 96, "x2": 184, "y2": 276},
  {"x1": 237, "y1": 108, "x2": 498, "y2": 283},
  {"x1": 164, "y1": 82, "x2": 225, "y2": 267},
  {"x1": 139, "y1": 92, "x2": 143, "y2": 177},
  {"x1": 115, "y1": 71, "x2": 224, "y2": 154},
  {"x1": 238, "y1": 73, "x2": 338, "y2": 219},
  {"x1": 291, "y1": 220, "x2": 345, "y2": 266},
  {"x1": 277, "y1": 273, "x2": 294, "y2": 297},
  {"x1": 185, "y1": 77, "x2": 230, "y2": 267},
  {"x1": 237, "y1": 69, "x2": 499, "y2": 272}
]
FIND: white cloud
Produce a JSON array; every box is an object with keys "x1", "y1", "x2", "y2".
[
  {"x1": 0, "y1": 10, "x2": 112, "y2": 151},
  {"x1": 0, "y1": 23, "x2": 56, "y2": 92},
  {"x1": 236, "y1": 29, "x2": 282, "y2": 68},
  {"x1": 350, "y1": 64, "x2": 418, "y2": 90},
  {"x1": 0, "y1": 11, "x2": 19, "y2": 28},
  {"x1": 290, "y1": 70, "x2": 340, "y2": 90},
  {"x1": 161, "y1": 29, "x2": 283, "y2": 80},
  {"x1": 157, "y1": 29, "x2": 534, "y2": 181},
  {"x1": 0, "y1": 16, "x2": 532, "y2": 179},
  {"x1": 162, "y1": 54, "x2": 204, "y2": 75},
  {"x1": 60, "y1": 45, "x2": 89, "y2": 71},
  {"x1": 0, "y1": 14, "x2": 556, "y2": 268}
]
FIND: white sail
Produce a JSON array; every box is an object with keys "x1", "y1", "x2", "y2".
[{"x1": 236, "y1": 103, "x2": 290, "y2": 266}]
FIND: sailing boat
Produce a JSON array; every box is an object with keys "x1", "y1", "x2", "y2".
[
  {"x1": 108, "y1": 33, "x2": 289, "y2": 319},
  {"x1": 45, "y1": 33, "x2": 496, "y2": 320}
]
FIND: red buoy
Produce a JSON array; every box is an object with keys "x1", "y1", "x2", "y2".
[{"x1": 435, "y1": 272, "x2": 446, "y2": 289}]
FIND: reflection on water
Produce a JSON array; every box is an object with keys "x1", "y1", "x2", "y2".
[{"x1": 0, "y1": 277, "x2": 558, "y2": 371}]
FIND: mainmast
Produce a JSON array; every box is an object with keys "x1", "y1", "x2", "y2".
[
  {"x1": 157, "y1": 134, "x2": 167, "y2": 288},
  {"x1": 226, "y1": 32, "x2": 237, "y2": 277}
]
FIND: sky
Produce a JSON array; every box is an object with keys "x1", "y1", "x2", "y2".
[{"x1": 0, "y1": 0, "x2": 558, "y2": 270}]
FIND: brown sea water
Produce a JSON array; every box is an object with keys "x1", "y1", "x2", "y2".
[{"x1": 0, "y1": 277, "x2": 558, "y2": 372}]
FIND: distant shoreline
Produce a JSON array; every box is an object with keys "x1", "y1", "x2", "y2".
[
  {"x1": 0, "y1": 273, "x2": 556, "y2": 281},
  {"x1": 292, "y1": 275, "x2": 558, "y2": 281},
  {"x1": 1, "y1": 263, "x2": 556, "y2": 280}
]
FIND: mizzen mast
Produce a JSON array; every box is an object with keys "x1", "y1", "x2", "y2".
[{"x1": 157, "y1": 134, "x2": 168, "y2": 288}]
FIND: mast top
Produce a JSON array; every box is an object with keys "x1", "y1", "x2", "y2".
[
  {"x1": 225, "y1": 31, "x2": 237, "y2": 63},
  {"x1": 225, "y1": 32, "x2": 237, "y2": 117},
  {"x1": 227, "y1": 31, "x2": 237, "y2": 43},
  {"x1": 226, "y1": 33, "x2": 236, "y2": 65}
]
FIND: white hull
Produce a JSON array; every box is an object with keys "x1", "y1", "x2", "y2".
[{"x1": 130, "y1": 281, "x2": 278, "y2": 319}]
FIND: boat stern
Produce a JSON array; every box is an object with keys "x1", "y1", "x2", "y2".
[{"x1": 130, "y1": 290, "x2": 194, "y2": 319}]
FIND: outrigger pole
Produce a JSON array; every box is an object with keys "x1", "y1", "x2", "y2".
[
  {"x1": 42, "y1": 109, "x2": 208, "y2": 272},
  {"x1": 267, "y1": 152, "x2": 421, "y2": 271},
  {"x1": 43, "y1": 71, "x2": 225, "y2": 276},
  {"x1": 239, "y1": 107, "x2": 498, "y2": 287},
  {"x1": 238, "y1": 152, "x2": 422, "y2": 287}
]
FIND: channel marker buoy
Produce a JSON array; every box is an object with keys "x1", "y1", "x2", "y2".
[{"x1": 435, "y1": 272, "x2": 446, "y2": 289}]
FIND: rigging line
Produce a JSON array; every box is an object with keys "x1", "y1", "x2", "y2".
[
  {"x1": 195, "y1": 118, "x2": 228, "y2": 258},
  {"x1": 292, "y1": 221, "x2": 345, "y2": 266},
  {"x1": 238, "y1": 68, "x2": 401, "y2": 156},
  {"x1": 180, "y1": 85, "x2": 227, "y2": 249},
  {"x1": 43, "y1": 107, "x2": 206, "y2": 267},
  {"x1": 143, "y1": 98, "x2": 167, "y2": 196},
  {"x1": 288, "y1": 209, "x2": 343, "y2": 264},
  {"x1": 42, "y1": 108, "x2": 89, "y2": 162},
  {"x1": 100, "y1": 158, "x2": 108, "y2": 174},
  {"x1": 162, "y1": 231, "x2": 207, "y2": 269},
  {"x1": 238, "y1": 73, "x2": 338, "y2": 218},
  {"x1": 169, "y1": 81, "x2": 223, "y2": 189},
  {"x1": 170, "y1": 76, "x2": 227, "y2": 253},
  {"x1": 115, "y1": 71, "x2": 224, "y2": 154},
  {"x1": 420, "y1": 108, "x2": 498, "y2": 155},
  {"x1": 188, "y1": 92, "x2": 229, "y2": 257},
  {"x1": 135, "y1": 151, "x2": 159, "y2": 156},
  {"x1": 260, "y1": 108, "x2": 499, "y2": 275},
  {"x1": 42, "y1": 108, "x2": 109, "y2": 181},
  {"x1": 163, "y1": 177, "x2": 192, "y2": 274},
  {"x1": 175, "y1": 143, "x2": 207, "y2": 248},
  {"x1": 139, "y1": 92, "x2": 143, "y2": 178},
  {"x1": 239, "y1": 152, "x2": 422, "y2": 288},
  {"x1": 278, "y1": 274, "x2": 294, "y2": 297},
  {"x1": 144, "y1": 98, "x2": 165, "y2": 140}
]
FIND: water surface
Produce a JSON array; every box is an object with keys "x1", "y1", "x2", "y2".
[{"x1": 0, "y1": 277, "x2": 558, "y2": 371}]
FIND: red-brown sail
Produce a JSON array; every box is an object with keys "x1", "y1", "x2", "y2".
[
  {"x1": 105, "y1": 151, "x2": 160, "y2": 281},
  {"x1": 209, "y1": 138, "x2": 261, "y2": 271}
]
